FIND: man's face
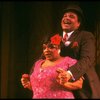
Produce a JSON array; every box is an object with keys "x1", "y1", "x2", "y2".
[{"x1": 61, "y1": 12, "x2": 80, "y2": 32}]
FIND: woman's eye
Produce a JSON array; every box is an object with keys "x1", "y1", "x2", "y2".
[
  {"x1": 43, "y1": 44, "x2": 57, "y2": 50},
  {"x1": 49, "y1": 45, "x2": 54, "y2": 49},
  {"x1": 43, "y1": 47, "x2": 46, "y2": 50},
  {"x1": 43, "y1": 44, "x2": 46, "y2": 50}
]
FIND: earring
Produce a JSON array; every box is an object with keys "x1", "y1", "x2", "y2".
[{"x1": 58, "y1": 49, "x2": 61, "y2": 54}]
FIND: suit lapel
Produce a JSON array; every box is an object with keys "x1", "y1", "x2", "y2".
[{"x1": 68, "y1": 30, "x2": 80, "y2": 41}]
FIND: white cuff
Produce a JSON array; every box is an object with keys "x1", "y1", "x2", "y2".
[{"x1": 67, "y1": 70, "x2": 75, "y2": 81}]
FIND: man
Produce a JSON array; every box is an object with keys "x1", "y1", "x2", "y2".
[{"x1": 57, "y1": 4, "x2": 100, "y2": 98}]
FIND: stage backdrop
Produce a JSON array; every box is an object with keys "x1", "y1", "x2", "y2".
[{"x1": 0, "y1": 1, "x2": 100, "y2": 98}]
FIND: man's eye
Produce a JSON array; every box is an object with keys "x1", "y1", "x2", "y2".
[{"x1": 69, "y1": 15, "x2": 75, "y2": 19}]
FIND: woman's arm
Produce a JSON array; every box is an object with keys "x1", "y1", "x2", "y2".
[
  {"x1": 56, "y1": 68, "x2": 84, "y2": 90},
  {"x1": 63, "y1": 77, "x2": 83, "y2": 90}
]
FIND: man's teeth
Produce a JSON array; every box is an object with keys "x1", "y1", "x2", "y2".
[{"x1": 64, "y1": 21, "x2": 70, "y2": 24}]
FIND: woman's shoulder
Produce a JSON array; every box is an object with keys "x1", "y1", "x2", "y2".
[
  {"x1": 35, "y1": 59, "x2": 44, "y2": 65},
  {"x1": 57, "y1": 57, "x2": 77, "y2": 69},
  {"x1": 64, "y1": 56, "x2": 77, "y2": 61},
  {"x1": 64, "y1": 56, "x2": 77, "y2": 65}
]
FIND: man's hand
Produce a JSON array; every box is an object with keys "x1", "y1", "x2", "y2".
[
  {"x1": 56, "y1": 68, "x2": 72, "y2": 85},
  {"x1": 56, "y1": 68, "x2": 83, "y2": 90}
]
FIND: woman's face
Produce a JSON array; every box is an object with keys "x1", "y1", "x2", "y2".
[
  {"x1": 43, "y1": 44, "x2": 60, "y2": 61},
  {"x1": 61, "y1": 12, "x2": 80, "y2": 32}
]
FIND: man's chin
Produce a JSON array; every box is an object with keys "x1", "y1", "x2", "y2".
[{"x1": 63, "y1": 29, "x2": 71, "y2": 32}]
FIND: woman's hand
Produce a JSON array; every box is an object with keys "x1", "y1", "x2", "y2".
[{"x1": 21, "y1": 74, "x2": 32, "y2": 90}]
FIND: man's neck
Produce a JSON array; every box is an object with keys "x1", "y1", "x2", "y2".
[{"x1": 63, "y1": 29, "x2": 74, "y2": 33}]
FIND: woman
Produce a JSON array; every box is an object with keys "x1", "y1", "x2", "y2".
[{"x1": 21, "y1": 34, "x2": 83, "y2": 99}]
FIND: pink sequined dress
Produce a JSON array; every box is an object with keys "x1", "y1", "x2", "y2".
[{"x1": 30, "y1": 57, "x2": 77, "y2": 99}]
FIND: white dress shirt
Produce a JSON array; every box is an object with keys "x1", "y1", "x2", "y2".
[
  {"x1": 63, "y1": 31, "x2": 74, "y2": 40},
  {"x1": 63, "y1": 30, "x2": 75, "y2": 81}
]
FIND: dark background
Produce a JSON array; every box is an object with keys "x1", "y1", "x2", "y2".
[{"x1": 0, "y1": 1, "x2": 100, "y2": 98}]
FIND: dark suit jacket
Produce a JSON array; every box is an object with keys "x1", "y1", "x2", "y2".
[{"x1": 60, "y1": 30, "x2": 100, "y2": 99}]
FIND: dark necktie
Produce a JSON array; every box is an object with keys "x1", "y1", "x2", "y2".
[{"x1": 63, "y1": 33, "x2": 68, "y2": 42}]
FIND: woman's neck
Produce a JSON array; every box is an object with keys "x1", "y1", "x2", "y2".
[
  {"x1": 49, "y1": 55, "x2": 62, "y2": 62},
  {"x1": 41, "y1": 56, "x2": 64, "y2": 69}
]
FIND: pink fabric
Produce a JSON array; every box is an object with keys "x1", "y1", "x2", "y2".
[{"x1": 30, "y1": 57, "x2": 77, "y2": 99}]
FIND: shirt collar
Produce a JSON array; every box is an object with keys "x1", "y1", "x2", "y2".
[{"x1": 63, "y1": 31, "x2": 74, "y2": 39}]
